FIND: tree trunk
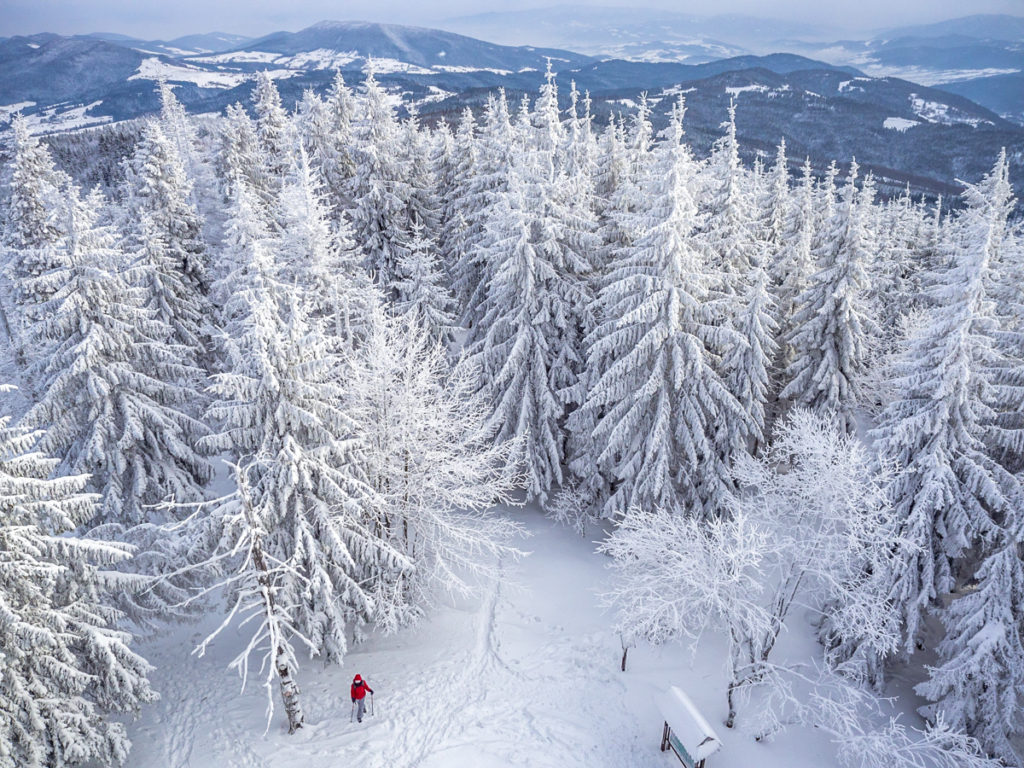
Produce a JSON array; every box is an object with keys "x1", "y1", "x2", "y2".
[
  {"x1": 275, "y1": 647, "x2": 305, "y2": 734},
  {"x1": 250, "y1": 524, "x2": 304, "y2": 734},
  {"x1": 619, "y1": 633, "x2": 632, "y2": 672},
  {"x1": 725, "y1": 679, "x2": 739, "y2": 729}
]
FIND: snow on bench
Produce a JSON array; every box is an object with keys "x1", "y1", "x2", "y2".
[{"x1": 658, "y1": 686, "x2": 722, "y2": 768}]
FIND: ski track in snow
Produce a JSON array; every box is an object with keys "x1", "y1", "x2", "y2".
[{"x1": 376, "y1": 574, "x2": 505, "y2": 768}]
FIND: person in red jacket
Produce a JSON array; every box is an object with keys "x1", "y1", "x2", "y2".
[{"x1": 351, "y1": 674, "x2": 374, "y2": 723}]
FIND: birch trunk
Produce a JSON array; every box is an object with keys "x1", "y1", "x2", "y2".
[
  {"x1": 275, "y1": 646, "x2": 305, "y2": 734},
  {"x1": 251, "y1": 529, "x2": 305, "y2": 733}
]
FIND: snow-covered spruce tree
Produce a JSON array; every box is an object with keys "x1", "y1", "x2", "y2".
[
  {"x1": 593, "y1": 112, "x2": 628, "y2": 216},
  {"x1": 321, "y1": 71, "x2": 358, "y2": 218},
  {"x1": 1, "y1": 114, "x2": 69, "y2": 360},
  {"x1": 772, "y1": 158, "x2": 815, "y2": 324},
  {"x1": 20, "y1": 184, "x2": 210, "y2": 529},
  {"x1": 841, "y1": 165, "x2": 1022, "y2": 704},
  {"x1": 564, "y1": 103, "x2": 653, "y2": 507},
  {"x1": 721, "y1": 266, "x2": 778, "y2": 454},
  {"x1": 701, "y1": 100, "x2": 758, "y2": 279},
  {"x1": 219, "y1": 102, "x2": 266, "y2": 201},
  {"x1": 198, "y1": 275, "x2": 403, "y2": 731},
  {"x1": 870, "y1": 187, "x2": 925, "y2": 343},
  {"x1": 209, "y1": 173, "x2": 275, "y2": 338},
  {"x1": 273, "y1": 143, "x2": 374, "y2": 348},
  {"x1": 771, "y1": 157, "x2": 816, "y2": 388},
  {"x1": 780, "y1": 162, "x2": 878, "y2": 431},
  {"x1": 124, "y1": 119, "x2": 210, "y2": 355},
  {"x1": 469, "y1": 167, "x2": 563, "y2": 503},
  {"x1": 916, "y1": 504, "x2": 1024, "y2": 764},
  {"x1": 601, "y1": 410, "x2": 898, "y2": 729},
  {"x1": 156, "y1": 79, "x2": 216, "y2": 215},
  {"x1": 971, "y1": 151, "x2": 1024, "y2": 470},
  {"x1": 762, "y1": 138, "x2": 790, "y2": 257},
  {"x1": 457, "y1": 91, "x2": 516, "y2": 328},
  {"x1": 344, "y1": 305, "x2": 522, "y2": 632},
  {"x1": 295, "y1": 76, "x2": 357, "y2": 226},
  {"x1": 553, "y1": 90, "x2": 602, "y2": 465},
  {"x1": 596, "y1": 96, "x2": 654, "y2": 274},
  {"x1": 885, "y1": 162, "x2": 1024, "y2": 762},
  {"x1": 441, "y1": 108, "x2": 481, "y2": 309},
  {"x1": 574, "y1": 100, "x2": 746, "y2": 519},
  {"x1": 401, "y1": 105, "x2": 442, "y2": 242},
  {"x1": 0, "y1": 402, "x2": 156, "y2": 768},
  {"x1": 348, "y1": 69, "x2": 413, "y2": 296},
  {"x1": 251, "y1": 71, "x2": 293, "y2": 188},
  {"x1": 522, "y1": 69, "x2": 598, "y2": 463},
  {"x1": 395, "y1": 221, "x2": 456, "y2": 345}
]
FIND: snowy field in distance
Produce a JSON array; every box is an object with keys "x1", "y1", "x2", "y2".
[{"x1": 124, "y1": 506, "x2": 910, "y2": 768}]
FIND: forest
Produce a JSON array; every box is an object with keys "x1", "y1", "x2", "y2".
[{"x1": 1, "y1": 65, "x2": 1022, "y2": 767}]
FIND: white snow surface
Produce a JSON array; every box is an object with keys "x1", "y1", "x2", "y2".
[
  {"x1": 0, "y1": 101, "x2": 37, "y2": 122},
  {"x1": 16, "y1": 101, "x2": 111, "y2": 134},
  {"x1": 129, "y1": 58, "x2": 300, "y2": 88},
  {"x1": 725, "y1": 84, "x2": 768, "y2": 97},
  {"x1": 124, "y1": 507, "x2": 878, "y2": 768},
  {"x1": 909, "y1": 94, "x2": 991, "y2": 127},
  {"x1": 884, "y1": 117, "x2": 921, "y2": 131}
]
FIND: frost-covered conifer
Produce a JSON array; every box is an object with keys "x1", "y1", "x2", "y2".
[
  {"x1": 573, "y1": 101, "x2": 744, "y2": 518},
  {"x1": 0, "y1": 400, "x2": 155, "y2": 768},
  {"x1": 319, "y1": 71, "x2": 358, "y2": 216},
  {"x1": 22, "y1": 185, "x2": 210, "y2": 527},
  {"x1": 349, "y1": 70, "x2": 413, "y2": 295},
  {"x1": 127, "y1": 120, "x2": 209, "y2": 297},
  {"x1": 199, "y1": 278, "x2": 402, "y2": 731},
  {"x1": 781, "y1": 163, "x2": 877, "y2": 430},
  {"x1": 402, "y1": 106, "x2": 442, "y2": 241},
  {"x1": 2, "y1": 115, "x2": 68, "y2": 358},
  {"x1": 771, "y1": 158, "x2": 816, "y2": 369},
  {"x1": 395, "y1": 221, "x2": 455, "y2": 345},
  {"x1": 251, "y1": 71, "x2": 293, "y2": 186},
  {"x1": 763, "y1": 139, "x2": 790, "y2": 254},
  {"x1": 273, "y1": 144, "x2": 373, "y2": 347},
  {"x1": 702, "y1": 101, "x2": 757, "y2": 279},
  {"x1": 442, "y1": 109, "x2": 481, "y2": 308},
  {"x1": 210, "y1": 174, "x2": 274, "y2": 334},
  {"x1": 458, "y1": 91, "x2": 516, "y2": 328},
  {"x1": 863, "y1": 161, "x2": 1024, "y2": 760},
  {"x1": 722, "y1": 266, "x2": 778, "y2": 453},
  {"x1": 469, "y1": 169, "x2": 563, "y2": 502},
  {"x1": 916, "y1": 507, "x2": 1024, "y2": 764},
  {"x1": 220, "y1": 102, "x2": 265, "y2": 200},
  {"x1": 156, "y1": 79, "x2": 215, "y2": 214},
  {"x1": 520, "y1": 71, "x2": 597, "y2": 451},
  {"x1": 868, "y1": 165, "x2": 1021, "y2": 661}
]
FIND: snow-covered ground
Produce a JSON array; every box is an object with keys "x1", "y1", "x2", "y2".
[
  {"x1": 884, "y1": 117, "x2": 921, "y2": 131},
  {"x1": 124, "y1": 507, "x2": 859, "y2": 768}
]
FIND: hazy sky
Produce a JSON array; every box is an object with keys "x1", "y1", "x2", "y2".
[{"x1": 2, "y1": 0, "x2": 1022, "y2": 40}]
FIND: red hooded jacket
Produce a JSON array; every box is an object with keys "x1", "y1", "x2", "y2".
[{"x1": 351, "y1": 676, "x2": 373, "y2": 700}]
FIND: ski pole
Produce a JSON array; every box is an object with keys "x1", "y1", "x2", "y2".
[
  {"x1": 370, "y1": 693, "x2": 375, "y2": 717},
  {"x1": 350, "y1": 701, "x2": 355, "y2": 723}
]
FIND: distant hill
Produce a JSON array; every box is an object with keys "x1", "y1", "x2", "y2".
[
  {"x1": 167, "y1": 32, "x2": 252, "y2": 54},
  {"x1": 441, "y1": 6, "x2": 839, "y2": 57},
  {"x1": 879, "y1": 14, "x2": 1024, "y2": 42},
  {"x1": 239, "y1": 20, "x2": 593, "y2": 70},
  {"x1": 1, "y1": 18, "x2": 1020, "y2": 203}
]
